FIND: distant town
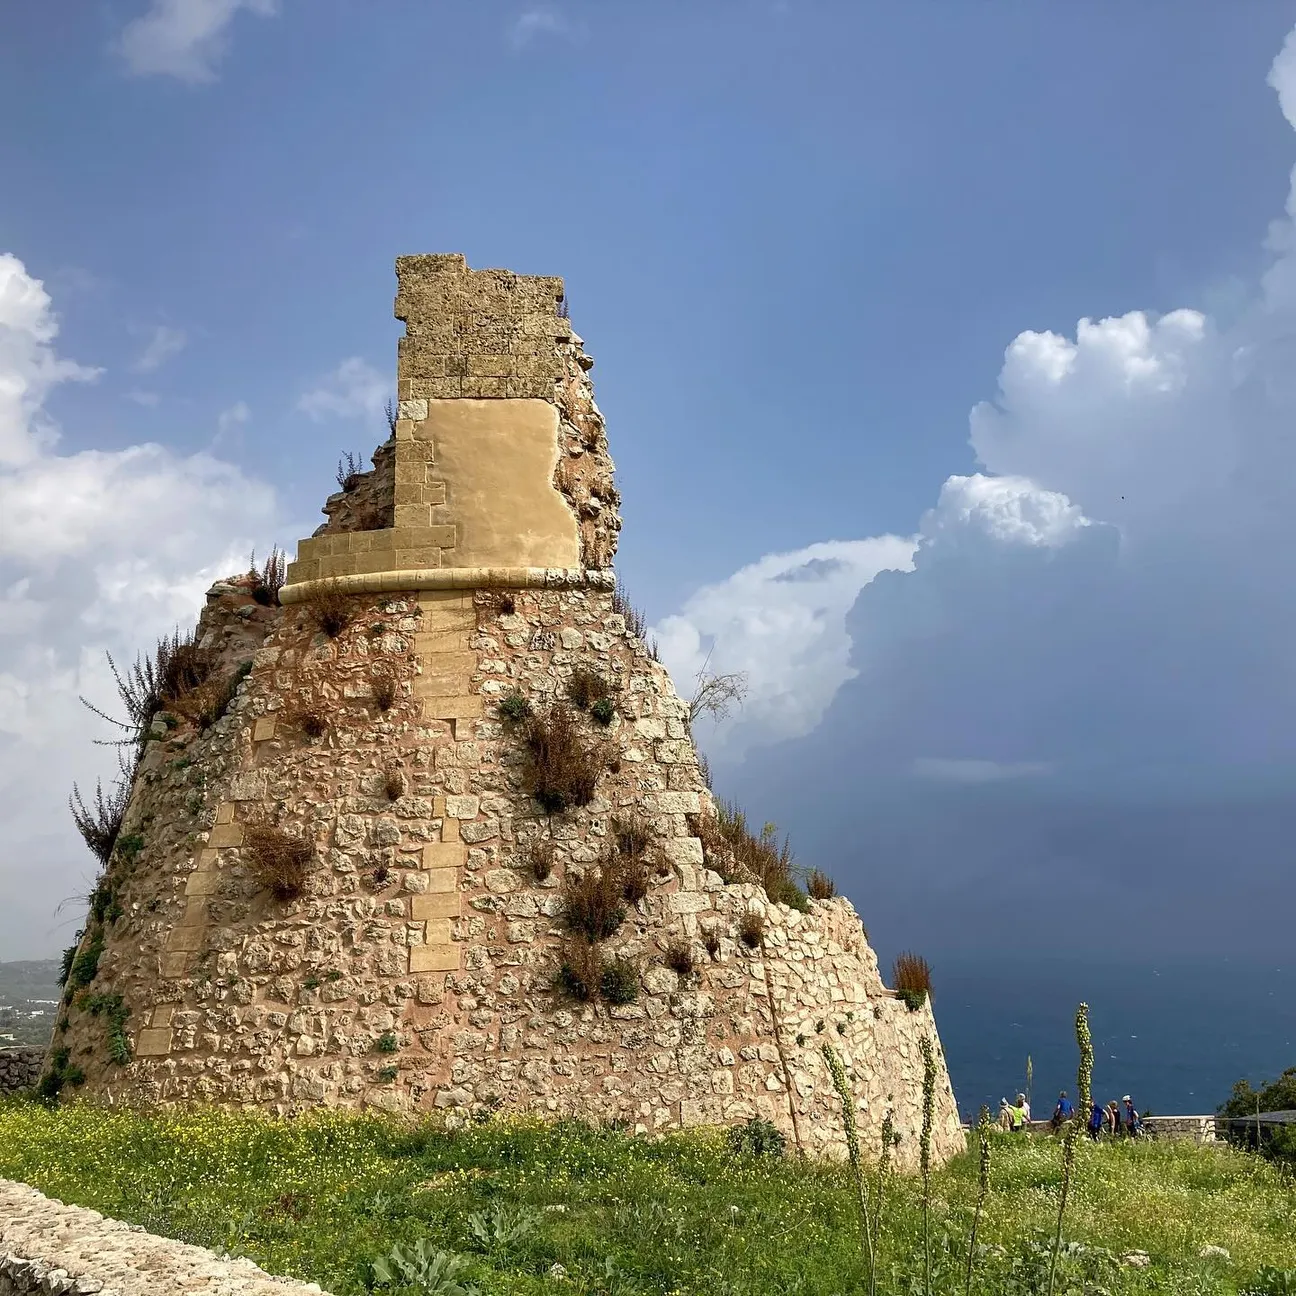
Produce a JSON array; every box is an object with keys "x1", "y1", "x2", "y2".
[{"x1": 0, "y1": 960, "x2": 60, "y2": 1048}]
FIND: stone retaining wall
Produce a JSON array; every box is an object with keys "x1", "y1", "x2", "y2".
[
  {"x1": 0, "y1": 1179, "x2": 332, "y2": 1295},
  {"x1": 0, "y1": 1049, "x2": 44, "y2": 1096}
]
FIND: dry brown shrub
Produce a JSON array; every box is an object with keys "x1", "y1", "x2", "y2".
[
  {"x1": 383, "y1": 766, "x2": 406, "y2": 801},
  {"x1": 290, "y1": 705, "x2": 329, "y2": 739},
  {"x1": 249, "y1": 547, "x2": 286, "y2": 606},
  {"x1": 738, "y1": 910, "x2": 765, "y2": 949},
  {"x1": 611, "y1": 581, "x2": 648, "y2": 640},
  {"x1": 665, "y1": 939, "x2": 696, "y2": 978},
  {"x1": 371, "y1": 669, "x2": 398, "y2": 712},
  {"x1": 527, "y1": 838, "x2": 555, "y2": 883},
  {"x1": 312, "y1": 580, "x2": 354, "y2": 638},
  {"x1": 567, "y1": 667, "x2": 611, "y2": 712},
  {"x1": 614, "y1": 815, "x2": 651, "y2": 860},
  {"x1": 562, "y1": 862, "x2": 627, "y2": 942},
  {"x1": 557, "y1": 938, "x2": 603, "y2": 1002},
  {"x1": 703, "y1": 929, "x2": 721, "y2": 959},
  {"x1": 619, "y1": 853, "x2": 649, "y2": 905},
  {"x1": 244, "y1": 820, "x2": 314, "y2": 900},
  {"x1": 892, "y1": 951, "x2": 933, "y2": 999},
  {"x1": 807, "y1": 870, "x2": 837, "y2": 900},
  {"x1": 689, "y1": 801, "x2": 808, "y2": 909},
  {"x1": 481, "y1": 588, "x2": 516, "y2": 617},
  {"x1": 687, "y1": 811, "x2": 735, "y2": 881},
  {"x1": 523, "y1": 703, "x2": 606, "y2": 813},
  {"x1": 159, "y1": 635, "x2": 216, "y2": 705}
]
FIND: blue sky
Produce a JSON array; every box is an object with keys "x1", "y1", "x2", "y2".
[{"x1": 2, "y1": 2, "x2": 1296, "y2": 962}]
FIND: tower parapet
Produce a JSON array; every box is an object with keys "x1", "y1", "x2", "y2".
[{"x1": 282, "y1": 255, "x2": 611, "y2": 603}]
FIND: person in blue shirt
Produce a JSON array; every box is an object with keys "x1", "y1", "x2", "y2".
[
  {"x1": 1123, "y1": 1096, "x2": 1142, "y2": 1138},
  {"x1": 1088, "y1": 1100, "x2": 1105, "y2": 1140},
  {"x1": 1050, "y1": 1091, "x2": 1074, "y2": 1132}
]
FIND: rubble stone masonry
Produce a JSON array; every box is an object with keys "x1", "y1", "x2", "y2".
[{"x1": 50, "y1": 257, "x2": 962, "y2": 1169}]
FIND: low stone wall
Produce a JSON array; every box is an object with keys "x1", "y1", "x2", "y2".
[
  {"x1": 0, "y1": 1049, "x2": 43, "y2": 1096},
  {"x1": 1016, "y1": 1114, "x2": 1220, "y2": 1143},
  {"x1": 1142, "y1": 1114, "x2": 1219, "y2": 1144},
  {"x1": 0, "y1": 1179, "x2": 332, "y2": 1295}
]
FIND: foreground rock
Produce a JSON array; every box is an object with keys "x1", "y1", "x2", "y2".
[{"x1": 0, "y1": 1179, "x2": 331, "y2": 1295}]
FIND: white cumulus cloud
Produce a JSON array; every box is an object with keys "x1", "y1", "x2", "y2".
[
  {"x1": 0, "y1": 254, "x2": 280, "y2": 959},
  {"x1": 667, "y1": 21, "x2": 1296, "y2": 794},
  {"x1": 132, "y1": 323, "x2": 187, "y2": 373},
  {"x1": 652, "y1": 537, "x2": 916, "y2": 759},
  {"x1": 297, "y1": 357, "x2": 389, "y2": 423},
  {"x1": 113, "y1": 0, "x2": 278, "y2": 84}
]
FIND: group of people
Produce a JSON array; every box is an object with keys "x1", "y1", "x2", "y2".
[{"x1": 998, "y1": 1091, "x2": 1144, "y2": 1139}]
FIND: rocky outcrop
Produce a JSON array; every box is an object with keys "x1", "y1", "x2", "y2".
[{"x1": 0, "y1": 1179, "x2": 331, "y2": 1295}]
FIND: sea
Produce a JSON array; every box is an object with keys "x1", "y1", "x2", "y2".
[{"x1": 935, "y1": 955, "x2": 1296, "y2": 1122}]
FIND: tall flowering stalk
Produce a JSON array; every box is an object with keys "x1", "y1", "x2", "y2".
[
  {"x1": 872, "y1": 1108, "x2": 895, "y2": 1260},
  {"x1": 822, "y1": 1042, "x2": 876, "y2": 1296},
  {"x1": 1047, "y1": 1002, "x2": 1092, "y2": 1296},
  {"x1": 964, "y1": 1105, "x2": 992, "y2": 1296},
  {"x1": 920, "y1": 1035, "x2": 937, "y2": 1296}
]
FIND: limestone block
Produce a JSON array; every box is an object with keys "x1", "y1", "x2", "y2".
[
  {"x1": 252, "y1": 716, "x2": 277, "y2": 742},
  {"x1": 410, "y1": 945, "x2": 461, "y2": 973},
  {"x1": 208, "y1": 823, "x2": 244, "y2": 849},
  {"x1": 184, "y1": 870, "x2": 221, "y2": 897},
  {"x1": 422, "y1": 842, "x2": 466, "y2": 871},
  {"x1": 422, "y1": 695, "x2": 484, "y2": 720},
  {"x1": 411, "y1": 892, "x2": 461, "y2": 920},
  {"x1": 165, "y1": 926, "x2": 204, "y2": 953},
  {"x1": 214, "y1": 803, "x2": 236, "y2": 825},
  {"x1": 159, "y1": 952, "x2": 190, "y2": 979},
  {"x1": 444, "y1": 794, "x2": 480, "y2": 819},
  {"x1": 135, "y1": 1028, "x2": 174, "y2": 1057},
  {"x1": 424, "y1": 918, "x2": 452, "y2": 944}
]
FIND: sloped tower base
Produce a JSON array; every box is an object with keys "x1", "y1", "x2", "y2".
[{"x1": 54, "y1": 257, "x2": 963, "y2": 1169}]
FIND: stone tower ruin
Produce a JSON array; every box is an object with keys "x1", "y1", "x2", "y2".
[{"x1": 52, "y1": 255, "x2": 962, "y2": 1167}]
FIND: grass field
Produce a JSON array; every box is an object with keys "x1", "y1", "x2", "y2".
[{"x1": 1, "y1": 1100, "x2": 1293, "y2": 1295}]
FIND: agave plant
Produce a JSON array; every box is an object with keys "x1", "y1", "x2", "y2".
[{"x1": 371, "y1": 1241, "x2": 479, "y2": 1295}]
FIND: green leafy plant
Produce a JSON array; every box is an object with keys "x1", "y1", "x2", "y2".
[
  {"x1": 590, "y1": 697, "x2": 616, "y2": 726},
  {"x1": 82, "y1": 991, "x2": 131, "y2": 1065},
  {"x1": 377, "y1": 1065, "x2": 398, "y2": 1083},
  {"x1": 599, "y1": 955, "x2": 639, "y2": 1005},
  {"x1": 371, "y1": 1241, "x2": 479, "y2": 1295},
  {"x1": 68, "y1": 930, "x2": 105, "y2": 989},
  {"x1": 726, "y1": 1117, "x2": 786, "y2": 1159},
  {"x1": 498, "y1": 691, "x2": 532, "y2": 723},
  {"x1": 37, "y1": 1046, "x2": 85, "y2": 1102},
  {"x1": 376, "y1": 1031, "x2": 399, "y2": 1053},
  {"x1": 467, "y1": 1203, "x2": 541, "y2": 1252}
]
